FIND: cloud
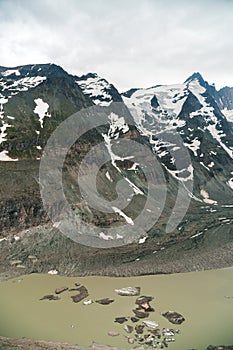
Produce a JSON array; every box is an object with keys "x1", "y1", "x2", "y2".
[{"x1": 0, "y1": 0, "x2": 233, "y2": 90}]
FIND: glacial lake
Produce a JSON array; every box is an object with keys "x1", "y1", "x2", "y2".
[{"x1": 0, "y1": 267, "x2": 233, "y2": 349}]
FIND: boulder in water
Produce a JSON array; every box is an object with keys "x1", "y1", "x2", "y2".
[
  {"x1": 136, "y1": 295, "x2": 154, "y2": 311},
  {"x1": 55, "y1": 287, "x2": 68, "y2": 294},
  {"x1": 114, "y1": 317, "x2": 128, "y2": 324},
  {"x1": 133, "y1": 309, "x2": 149, "y2": 318},
  {"x1": 40, "y1": 294, "x2": 60, "y2": 301},
  {"x1": 71, "y1": 285, "x2": 89, "y2": 303},
  {"x1": 123, "y1": 324, "x2": 133, "y2": 333},
  {"x1": 96, "y1": 298, "x2": 114, "y2": 305},
  {"x1": 161, "y1": 311, "x2": 185, "y2": 324}
]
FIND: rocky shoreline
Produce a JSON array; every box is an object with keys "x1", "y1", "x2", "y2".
[{"x1": 0, "y1": 337, "x2": 232, "y2": 350}]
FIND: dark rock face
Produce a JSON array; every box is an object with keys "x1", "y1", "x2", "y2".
[
  {"x1": 151, "y1": 95, "x2": 159, "y2": 109},
  {"x1": 218, "y1": 87, "x2": 233, "y2": 110},
  {"x1": 161, "y1": 311, "x2": 185, "y2": 324},
  {"x1": 0, "y1": 64, "x2": 92, "y2": 159}
]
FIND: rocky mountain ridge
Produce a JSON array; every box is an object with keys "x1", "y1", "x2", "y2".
[{"x1": 0, "y1": 63, "x2": 232, "y2": 276}]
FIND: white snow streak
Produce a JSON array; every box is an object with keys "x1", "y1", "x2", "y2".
[
  {"x1": 34, "y1": 98, "x2": 51, "y2": 128},
  {"x1": 112, "y1": 206, "x2": 134, "y2": 225}
]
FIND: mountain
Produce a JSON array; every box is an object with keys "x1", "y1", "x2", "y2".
[
  {"x1": 75, "y1": 72, "x2": 123, "y2": 105},
  {"x1": 0, "y1": 64, "x2": 232, "y2": 278}
]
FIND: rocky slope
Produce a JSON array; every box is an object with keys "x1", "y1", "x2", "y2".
[{"x1": 0, "y1": 64, "x2": 232, "y2": 275}]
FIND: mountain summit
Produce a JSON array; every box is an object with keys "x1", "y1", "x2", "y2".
[{"x1": 185, "y1": 72, "x2": 206, "y2": 86}]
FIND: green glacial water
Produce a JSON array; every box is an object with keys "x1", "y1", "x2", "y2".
[{"x1": 0, "y1": 268, "x2": 233, "y2": 349}]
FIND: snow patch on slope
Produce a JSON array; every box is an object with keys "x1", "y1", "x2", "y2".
[
  {"x1": 34, "y1": 98, "x2": 51, "y2": 128},
  {"x1": 188, "y1": 79, "x2": 233, "y2": 159},
  {"x1": 0, "y1": 76, "x2": 46, "y2": 96},
  {"x1": 112, "y1": 207, "x2": 134, "y2": 225},
  {"x1": 200, "y1": 189, "x2": 217, "y2": 204},
  {"x1": 221, "y1": 108, "x2": 233, "y2": 123},
  {"x1": 184, "y1": 138, "x2": 200, "y2": 156},
  {"x1": 77, "y1": 74, "x2": 113, "y2": 106},
  {"x1": 0, "y1": 150, "x2": 18, "y2": 161},
  {"x1": 227, "y1": 178, "x2": 233, "y2": 190},
  {"x1": 1, "y1": 69, "x2": 21, "y2": 77}
]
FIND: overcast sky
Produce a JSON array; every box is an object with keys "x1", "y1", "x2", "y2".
[{"x1": 0, "y1": 0, "x2": 233, "y2": 91}]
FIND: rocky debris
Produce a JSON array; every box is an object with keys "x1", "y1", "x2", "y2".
[
  {"x1": 150, "y1": 328, "x2": 161, "y2": 337},
  {"x1": 114, "y1": 317, "x2": 128, "y2": 324},
  {"x1": 162, "y1": 339, "x2": 169, "y2": 348},
  {"x1": 0, "y1": 336, "x2": 232, "y2": 350},
  {"x1": 0, "y1": 336, "x2": 146, "y2": 349},
  {"x1": 135, "y1": 334, "x2": 144, "y2": 342},
  {"x1": 130, "y1": 317, "x2": 139, "y2": 323},
  {"x1": 164, "y1": 337, "x2": 175, "y2": 342},
  {"x1": 55, "y1": 287, "x2": 68, "y2": 294},
  {"x1": 114, "y1": 287, "x2": 140, "y2": 296},
  {"x1": 40, "y1": 294, "x2": 60, "y2": 301},
  {"x1": 133, "y1": 309, "x2": 149, "y2": 318},
  {"x1": 28, "y1": 255, "x2": 37, "y2": 259},
  {"x1": 162, "y1": 328, "x2": 179, "y2": 336},
  {"x1": 83, "y1": 299, "x2": 94, "y2": 305},
  {"x1": 136, "y1": 296, "x2": 154, "y2": 311},
  {"x1": 123, "y1": 325, "x2": 133, "y2": 333},
  {"x1": 96, "y1": 298, "x2": 114, "y2": 305},
  {"x1": 161, "y1": 311, "x2": 185, "y2": 324},
  {"x1": 71, "y1": 285, "x2": 89, "y2": 303},
  {"x1": 144, "y1": 334, "x2": 155, "y2": 345},
  {"x1": 142, "y1": 320, "x2": 159, "y2": 329},
  {"x1": 135, "y1": 324, "x2": 145, "y2": 334},
  {"x1": 107, "y1": 331, "x2": 119, "y2": 337},
  {"x1": 10, "y1": 260, "x2": 22, "y2": 266}
]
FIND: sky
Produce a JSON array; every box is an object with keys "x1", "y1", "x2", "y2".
[{"x1": 0, "y1": 0, "x2": 233, "y2": 91}]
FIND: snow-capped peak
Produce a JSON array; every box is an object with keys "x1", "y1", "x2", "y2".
[
  {"x1": 75, "y1": 72, "x2": 122, "y2": 106},
  {"x1": 184, "y1": 72, "x2": 206, "y2": 87}
]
